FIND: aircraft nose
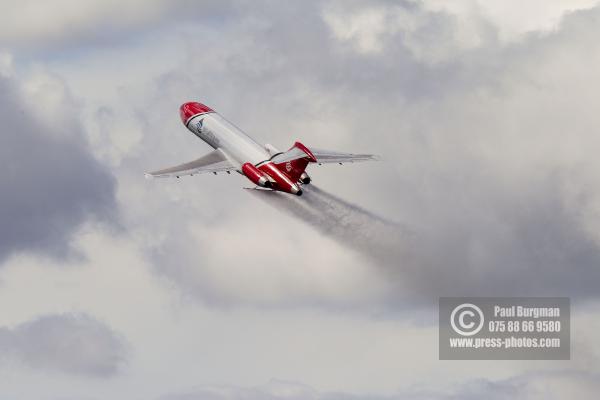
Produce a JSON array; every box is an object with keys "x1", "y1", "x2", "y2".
[{"x1": 179, "y1": 102, "x2": 213, "y2": 125}]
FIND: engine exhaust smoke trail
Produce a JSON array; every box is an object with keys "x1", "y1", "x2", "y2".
[
  {"x1": 249, "y1": 185, "x2": 415, "y2": 275},
  {"x1": 250, "y1": 182, "x2": 600, "y2": 304},
  {"x1": 250, "y1": 186, "x2": 490, "y2": 304}
]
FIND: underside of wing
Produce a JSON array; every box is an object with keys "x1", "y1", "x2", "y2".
[{"x1": 145, "y1": 148, "x2": 238, "y2": 178}]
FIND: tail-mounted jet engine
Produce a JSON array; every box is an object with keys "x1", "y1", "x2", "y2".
[{"x1": 242, "y1": 163, "x2": 272, "y2": 188}]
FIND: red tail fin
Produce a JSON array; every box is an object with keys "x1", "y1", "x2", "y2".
[{"x1": 273, "y1": 141, "x2": 316, "y2": 182}]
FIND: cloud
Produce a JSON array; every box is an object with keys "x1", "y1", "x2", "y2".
[
  {"x1": 118, "y1": 3, "x2": 600, "y2": 310},
  {"x1": 158, "y1": 372, "x2": 600, "y2": 400},
  {"x1": 0, "y1": 313, "x2": 128, "y2": 377},
  {"x1": 322, "y1": 0, "x2": 485, "y2": 63},
  {"x1": 0, "y1": 71, "x2": 117, "y2": 263},
  {"x1": 0, "y1": 0, "x2": 599, "y2": 398},
  {"x1": 428, "y1": 0, "x2": 600, "y2": 43},
  {"x1": 0, "y1": 0, "x2": 238, "y2": 52},
  {"x1": 158, "y1": 380, "x2": 318, "y2": 400}
]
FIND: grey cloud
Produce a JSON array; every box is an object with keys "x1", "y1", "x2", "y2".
[
  {"x1": 0, "y1": 313, "x2": 128, "y2": 377},
  {"x1": 169, "y1": 0, "x2": 491, "y2": 114},
  {"x1": 158, "y1": 380, "x2": 318, "y2": 400},
  {"x1": 0, "y1": 0, "x2": 238, "y2": 53},
  {"x1": 158, "y1": 372, "x2": 600, "y2": 400},
  {"x1": 0, "y1": 75, "x2": 117, "y2": 262}
]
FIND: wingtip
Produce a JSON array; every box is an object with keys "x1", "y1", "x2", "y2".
[{"x1": 144, "y1": 173, "x2": 155, "y2": 180}]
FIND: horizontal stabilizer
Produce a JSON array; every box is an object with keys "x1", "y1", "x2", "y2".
[
  {"x1": 309, "y1": 148, "x2": 379, "y2": 164},
  {"x1": 270, "y1": 142, "x2": 378, "y2": 165}
]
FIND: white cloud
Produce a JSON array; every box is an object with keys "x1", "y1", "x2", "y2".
[
  {"x1": 323, "y1": 0, "x2": 600, "y2": 63},
  {"x1": 425, "y1": 0, "x2": 600, "y2": 43},
  {"x1": 321, "y1": 1, "x2": 480, "y2": 63},
  {"x1": 322, "y1": 5, "x2": 393, "y2": 55}
]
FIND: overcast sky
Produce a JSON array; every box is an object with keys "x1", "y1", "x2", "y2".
[{"x1": 1, "y1": 0, "x2": 600, "y2": 399}]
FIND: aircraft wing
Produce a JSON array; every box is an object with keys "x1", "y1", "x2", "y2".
[
  {"x1": 270, "y1": 146, "x2": 378, "y2": 165},
  {"x1": 145, "y1": 148, "x2": 238, "y2": 178}
]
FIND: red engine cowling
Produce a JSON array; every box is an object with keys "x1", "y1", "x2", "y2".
[{"x1": 242, "y1": 163, "x2": 272, "y2": 188}]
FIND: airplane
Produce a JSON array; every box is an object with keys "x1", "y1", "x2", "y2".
[{"x1": 145, "y1": 102, "x2": 378, "y2": 196}]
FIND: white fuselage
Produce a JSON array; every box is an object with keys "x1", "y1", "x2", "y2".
[{"x1": 186, "y1": 112, "x2": 269, "y2": 166}]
